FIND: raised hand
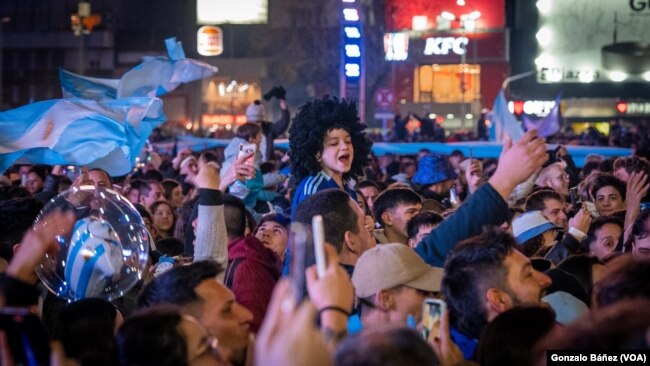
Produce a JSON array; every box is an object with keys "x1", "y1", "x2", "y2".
[
  {"x1": 306, "y1": 244, "x2": 354, "y2": 314},
  {"x1": 490, "y1": 131, "x2": 548, "y2": 200},
  {"x1": 464, "y1": 159, "x2": 483, "y2": 194},
  {"x1": 7, "y1": 210, "x2": 76, "y2": 284},
  {"x1": 569, "y1": 203, "x2": 592, "y2": 234},
  {"x1": 430, "y1": 310, "x2": 464, "y2": 366},
  {"x1": 195, "y1": 160, "x2": 221, "y2": 190},
  {"x1": 255, "y1": 280, "x2": 332, "y2": 366},
  {"x1": 220, "y1": 152, "x2": 255, "y2": 191}
]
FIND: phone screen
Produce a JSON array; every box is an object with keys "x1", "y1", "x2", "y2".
[
  {"x1": 0, "y1": 308, "x2": 51, "y2": 365},
  {"x1": 421, "y1": 298, "x2": 446, "y2": 342},
  {"x1": 312, "y1": 215, "x2": 327, "y2": 279},
  {"x1": 239, "y1": 143, "x2": 256, "y2": 166},
  {"x1": 569, "y1": 187, "x2": 581, "y2": 213},
  {"x1": 288, "y1": 222, "x2": 316, "y2": 305},
  {"x1": 238, "y1": 143, "x2": 256, "y2": 179}
]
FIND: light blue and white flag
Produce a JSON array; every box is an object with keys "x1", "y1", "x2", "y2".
[
  {"x1": 60, "y1": 69, "x2": 120, "y2": 99},
  {"x1": 522, "y1": 95, "x2": 561, "y2": 138},
  {"x1": 60, "y1": 37, "x2": 218, "y2": 100},
  {"x1": 0, "y1": 97, "x2": 165, "y2": 176},
  {"x1": 489, "y1": 89, "x2": 524, "y2": 143}
]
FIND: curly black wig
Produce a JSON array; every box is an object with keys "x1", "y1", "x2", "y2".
[{"x1": 289, "y1": 96, "x2": 373, "y2": 183}]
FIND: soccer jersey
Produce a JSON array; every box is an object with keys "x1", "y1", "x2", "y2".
[{"x1": 291, "y1": 171, "x2": 357, "y2": 219}]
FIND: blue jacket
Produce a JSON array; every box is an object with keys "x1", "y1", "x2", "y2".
[
  {"x1": 415, "y1": 183, "x2": 511, "y2": 267},
  {"x1": 284, "y1": 172, "x2": 357, "y2": 276},
  {"x1": 291, "y1": 171, "x2": 357, "y2": 219}
]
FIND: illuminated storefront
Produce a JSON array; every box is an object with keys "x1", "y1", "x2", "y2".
[{"x1": 380, "y1": 0, "x2": 508, "y2": 132}]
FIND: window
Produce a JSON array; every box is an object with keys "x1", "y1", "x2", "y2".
[{"x1": 414, "y1": 64, "x2": 480, "y2": 104}]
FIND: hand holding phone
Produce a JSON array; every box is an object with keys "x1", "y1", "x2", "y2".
[
  {"x1": 569, "y1": 186, "x2": 581, "y2": 213},
  {"x1": 238, "y1": 143, "x2": 256, "y2": 179},
  {"x1": 422, "y1": 298, "x2": 446, "y2": 342}
]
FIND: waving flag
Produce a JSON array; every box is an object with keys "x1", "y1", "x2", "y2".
[
  {"x1": 60, "y1": 69, "x2": 119, "y2": 99},
  {"x1": 0, "y1": 97, "x2": 165, "y2": 176},
  {"x1": 522, "y1": 95, "x2": 561, "y2": 138},
  {"x1": 60, "y1": 37, "x2": 218, "y2": 100},
  {"x1": 489, "y1": 90, "x2": 524, "y2": 143}
]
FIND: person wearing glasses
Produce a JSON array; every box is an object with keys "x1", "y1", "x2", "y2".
[{"x1": 535, "y1": 162, "x2": 571, "y2": 198}]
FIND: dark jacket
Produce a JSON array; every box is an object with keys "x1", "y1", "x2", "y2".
[
  {"x1": 416, "y1": 183, "x2": 511, "y2": 267},
  {"x1": 545, "y1": 233, "x2": 583, "y2": 265},
  {"x1": 226, "y1": 235, "x2": 281, "y2": 332},
  {"x1": 34, "y1": 174, "x2": 62, "y2": 204},
  {"x1": 260, "y1": 108, "x2": 290, "y2": 161}
]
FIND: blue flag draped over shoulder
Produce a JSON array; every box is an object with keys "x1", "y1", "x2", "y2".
[
  {"x1": 60, "y1": 37, "x2": 218, "y2": 100},
  {"x1": 522, "y1": 95, "x2": 561, "y2": 138},
  {"x1": 0, "y1": 98, "x2": 165, "y2": 176},
  {"x1": 488, "y1": 90, "x2": 524, "y2": 143}
]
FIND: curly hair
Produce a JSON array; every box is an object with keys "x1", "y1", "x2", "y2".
[{"x1": 289, "y1": 96, "x2": 373, "y2": 183}]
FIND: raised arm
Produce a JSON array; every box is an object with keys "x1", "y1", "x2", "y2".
[{"x1": 416, "y1": 131, "x2": 548, "y2": 266}]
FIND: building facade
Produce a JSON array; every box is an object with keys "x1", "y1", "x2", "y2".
[
  {"x1": 377, "y1": 0, "x2": 509, "y2": 134},
  {"x1": 508, "y1": 0, "x2": 650, "y2": 135}
]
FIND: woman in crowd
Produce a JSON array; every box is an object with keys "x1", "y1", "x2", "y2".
[
  {"x1": 150, "y1": 200, "x2": 176, "y2": 241},
  {"x1": 161, "y1": 179, "x2": 184, "y2": 211}
]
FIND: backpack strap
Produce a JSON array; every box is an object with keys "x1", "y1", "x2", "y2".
[{"x1": 224, "y1": 258, "x2": 243, "y2": 289}]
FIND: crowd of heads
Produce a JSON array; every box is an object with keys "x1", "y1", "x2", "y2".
[{"x1": 1, "y1": 94, "x2": 650, "y2": 365}]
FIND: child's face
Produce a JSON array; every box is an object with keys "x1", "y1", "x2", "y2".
[{"x1": 320, "y1": 128, "x2": 353, "y2": 177}]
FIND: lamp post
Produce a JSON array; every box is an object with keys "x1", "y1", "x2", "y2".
[
  {"x1": 0, "y1": 17, "x2": 11, "y2": 111},
  {"x1": 440, "y1": 10, "x2": 480, "y2": 128},
  {"x1": 71, "y1": 2, "x2": 101, "y2": 75}
]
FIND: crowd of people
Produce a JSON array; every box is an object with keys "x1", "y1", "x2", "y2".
[{"x1": 1, "y1": 91, "x2": 650, "y2": 366}]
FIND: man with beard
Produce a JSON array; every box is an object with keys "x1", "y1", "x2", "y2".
[{"x1": 442, "y1": 227, "x2": 552, "y2": 360}]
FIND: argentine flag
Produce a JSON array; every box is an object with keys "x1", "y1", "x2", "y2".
[
  {"x1": 489, "y1": 90, "x2": 525, "y2": 143},
  {"x1": 0, "y1": 97, "x2": 165, "y2": 176},
  {"x1": 60, "y1": 37, "x2": 218, "y2": 100}
]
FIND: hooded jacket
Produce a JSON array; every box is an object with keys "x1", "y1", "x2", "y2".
[{"x1": 226, "y1": 235, "x2": 281, "y2": 332}]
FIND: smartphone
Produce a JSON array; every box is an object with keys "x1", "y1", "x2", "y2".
[
  {"x1": 239, "y1": 143, "x2": 256, "y2": 166},
  {"x1": 64, "y1": 165, "x2": 81, "y2": 182},
  {"x1": 288, "y1": 222, "x2": 311, "y2": 305},
  {"x1": 312, "y1": 215, "x2": 327, "y2": 279},
  {"x1": 0, "y1": 307, "x2": 51, "y2": 365},
  {"x1": 449, "y1": 187, "x2": 459, "y2": 206},
  {"x1": 238, "y1": 143, "x2": 256, "y2": 179},
  {"x1": 569, "y1": 186, "x2": 581, "y2": 213},
  {"x1": 421, "y1": 298, "x2": 446, "y2": 342}
]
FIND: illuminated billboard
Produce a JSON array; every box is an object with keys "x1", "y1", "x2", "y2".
[
  {"x1": 536, "y1": 0, "x2": 650, "y2": 83},
  {"x1": 385, "y1": 0, "x2": 505, "y2": 31},
  {"x1": 197, "y1": 0, "x2": 268, "y2": 24}
]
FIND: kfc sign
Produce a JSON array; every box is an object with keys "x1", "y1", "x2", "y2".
[{"x1": 423, "y1": 37, "x2": 469, "y2": 56}]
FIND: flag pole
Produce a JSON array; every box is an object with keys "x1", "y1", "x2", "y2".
[{"x1": 501, "y1": 70, "x2": 536, "y2": 94}]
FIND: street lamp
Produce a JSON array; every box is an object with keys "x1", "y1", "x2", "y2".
[
  {"x1": 70, "y1": 2, "x2": 101, "y2": 75},
  {"x1": 0, "y1": 16, "x2": 11, "y2": 111}
]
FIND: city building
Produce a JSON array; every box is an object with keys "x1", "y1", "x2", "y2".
[
  {"x1": 378, "y1": 0, "x2": 509, "y2": 134},
  {"x1": 508, "y1": 0, "x2": 650, "y2": 135}
]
